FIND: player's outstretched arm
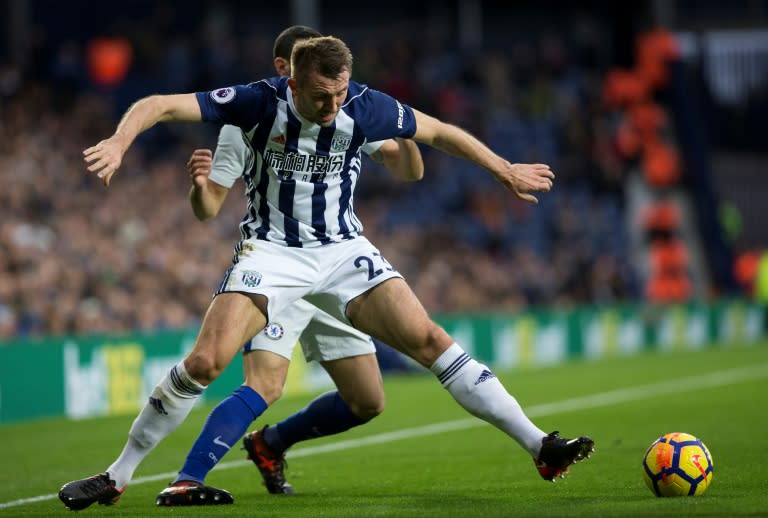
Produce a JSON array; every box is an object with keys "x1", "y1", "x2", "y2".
[
  {"x1": 84, "y1": 93, "x2": 202, "y2": 187},
  {"x1": 410, "y1": 109, "x2": 554, "y2": 203},
  {"x1": 370, "y1": 138, "x2": 424, "y2": 182},
  {"x1": 187, "y1": 149, "x2": 230, "y2": 221}
]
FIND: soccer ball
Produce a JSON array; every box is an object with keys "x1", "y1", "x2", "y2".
[{"x1": 642, "y1": 432, "x2": 714, "y2": 497}]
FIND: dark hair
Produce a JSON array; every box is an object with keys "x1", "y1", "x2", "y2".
[
  {"x1": 273, "y1": 25, "x2": 322, "y2": 60},
  {"x1": 291, "y1": 36, "x2": 353, "y2": 82}
]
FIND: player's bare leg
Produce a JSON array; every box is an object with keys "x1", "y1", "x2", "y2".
[
  {"x1": 184, "y1": 292, "x2": 269, "y2": 385},
  {"x1": 155, "y1": 292, "x2": 273, "y2": 505},
  {"x1": 242, "y1": 350, "x2": 292, "y2": 404},
  {"x1": 347, "y1": 278, "x2": 594, "y2": 480},
  {"x1": 60, "y1": 292, "x2": 272, "y2": 510},
  {"x1": 244, "y1": 353, "x2": 384, "y2": 494},
  {"x1": 322, "y1": 354, "x2": 385, "y2": 420},
  {"x1": 346, "y1": 278, "x2": 450, "y2": 367}
]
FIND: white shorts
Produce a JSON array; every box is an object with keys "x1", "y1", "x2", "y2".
[
  {"x1": 244, "y1": 299, "x2": 375, "y2": 362},
  {"x1": 218, "y1": 236, "x2": 402, "y2": 351}
]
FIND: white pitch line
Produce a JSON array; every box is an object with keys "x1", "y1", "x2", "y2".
[{"x1": 2, "y1": 362, "x2": 766, "y2": 510}]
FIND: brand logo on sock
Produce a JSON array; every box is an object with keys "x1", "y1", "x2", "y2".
[
  {"x1": 149, "y1": 396, "x2": 168, "y2": 415},
  {"x1": 474, "y1": 369, "x2": 496, "y2": 385},
  {"x1": 213, "y1": 435, "x2": 232, "y2": 449}
]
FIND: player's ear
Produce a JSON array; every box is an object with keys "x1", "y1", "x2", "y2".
[
  {"x1": 274, "y1": 57, "x2": 290, "y2": 77},
  {"x1": 287, "y1": 77, "x2": 297, "y2": 91}
]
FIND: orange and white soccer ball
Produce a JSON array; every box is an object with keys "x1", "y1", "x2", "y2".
[{"x1": 642, "y1": 432, "x2": 714, "y2": 496}]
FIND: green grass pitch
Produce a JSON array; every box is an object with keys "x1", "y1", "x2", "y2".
[{"x1": 2, "y1": 342, "x2": 768, "y2": 517}]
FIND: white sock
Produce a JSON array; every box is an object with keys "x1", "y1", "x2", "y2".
[
  {"x1": 430, "y1": 343, "x2": 545, "y2": 457},
  {"x1": 107, "y1": 361, "x2": 205, "y2": 488}
]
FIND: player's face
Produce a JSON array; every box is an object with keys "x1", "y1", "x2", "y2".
[{"x1": 291, "y1": 69, "x2": 350, "y2": 127}]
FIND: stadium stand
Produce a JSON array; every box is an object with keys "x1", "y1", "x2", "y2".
[{"x1": 1, "y1": 1, "x2": 763, "y2": 338}]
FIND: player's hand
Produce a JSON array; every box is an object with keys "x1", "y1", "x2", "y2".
[
  {"x1": 497, "y1": 162, "x2": 555, "y2": 204},
  {"x1": 83, "y1": 136, "x2": 127, "y2": 187},
  {"x1": 187, "y1": 149, "x2": 213, "y2": 188}
]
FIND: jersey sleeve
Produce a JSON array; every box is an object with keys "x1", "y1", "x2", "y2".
[
  {"x1": 352, "y1": 86, "x2": 417, "y2": 142},
  {"x1": 361, "y1": 139, "x2": 385, "y2": 156},
  {"x1": 195, "y1": 80, "x2": 276, "y2": 130},
  {"x1": 208, "y1": 125, "x2": 252, "y2": 188}
]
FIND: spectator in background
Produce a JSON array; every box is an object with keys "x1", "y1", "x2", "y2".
[{"x1": 0, "y1": 9, "x2": 639, "y2": 343}]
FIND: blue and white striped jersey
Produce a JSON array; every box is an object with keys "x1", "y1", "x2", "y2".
[
  {"x1": 196, "y1": 76, "x2": 417, "y2": 247},
  {"x1": 207, "y1": 126, "x2": 385, "y2": 190}
]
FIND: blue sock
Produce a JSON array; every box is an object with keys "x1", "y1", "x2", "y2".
[
  {"x1": 176, "y1": 386, "x2": 267, "y2": 483},
  {"x1": 265, "y1": 391, "x2": 367, "y2": 452}
]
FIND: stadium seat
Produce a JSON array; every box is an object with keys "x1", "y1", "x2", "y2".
[
  {"x1": 645, "y1": 272, "x2": 693, "y2": 302},
  {"x1": 642, "y1": 202, "x2": 681, "y2": 233},
  {"x1": 642, "y1": 140, "x2": 682, "y2": 188},
  {"x1": 649, "y1": 239, "x2": 689, "y2": 275}
]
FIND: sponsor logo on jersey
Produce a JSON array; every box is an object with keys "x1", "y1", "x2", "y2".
[
  {"x1": 396, "y1": 101, "x2": 404, "y2": 129},
  {"x1": 264, "y1": 149, "x2": 346, "y2": 175},
  {"x1": 264, "y1": 322, "x2": 285, "y2": 340},
  {"x1": 211, "y1": 87, "x2": 236, "y2": 104},
  {"x1": 241, "y1": 270, "x2": 262, "y2": 287},
  {"x1": 331, "y1": 133, "x2": 352, "y2": 152},
  {"x1": 271, "y1": 134, "x2": 286, "y2": 145}
]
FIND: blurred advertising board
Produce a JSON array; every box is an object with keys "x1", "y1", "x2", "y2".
[{"x1": 0, "y1": 299, "x2": 764, "y2": 424}]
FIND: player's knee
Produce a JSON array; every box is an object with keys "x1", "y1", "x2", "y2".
[
  {"x1": 409, "y1": 322, "x2": 453, "y2": 367},
  {"x1": 353, "y1": 400, "x2": 385, "y2": 421},
  {"x1": 244, "y1": 379, "x2": 283, "y2": 404},
  {"x1": 184, "y1": 353, "x2": 224, "y2": 386},
  {"x1": 426, "y1": 322, "x2": 452, "y2": 347},
  {"x1": 347, "y1": 394, "x2": 385, "y2": 421}
]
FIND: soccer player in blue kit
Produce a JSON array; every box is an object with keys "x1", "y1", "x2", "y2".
[{"x1": 59, "y1": 35, "x2": 593, "y2": 510}]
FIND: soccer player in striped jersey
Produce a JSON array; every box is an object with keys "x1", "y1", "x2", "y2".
[
  {"x1": 60, "y1": 26, "x2": 423, "y2": 510},
  {"x1": 167, "y1": 27, "x2": 424, "y2": 502},
  {"x1": 60, "y1": 35, "x2": 594, "y2": 510}
]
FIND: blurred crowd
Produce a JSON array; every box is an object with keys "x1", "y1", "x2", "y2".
[{"x1": 0, "y1": 6, "x2": 640, "y2": 340}]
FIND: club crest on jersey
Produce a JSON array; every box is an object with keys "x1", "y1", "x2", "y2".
[
  {"x1": 331, "y1": 134, "x2": 352, "y2": 152},
  {"x1": 263, "y1": 322, "x2": 285, "y2": 340},
  {"x1": 241, "y1": 270, "x2": 262, "y2": 288},
  {"x1": 211, "y1": 87, "x2": 236, "y2": 104}
]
